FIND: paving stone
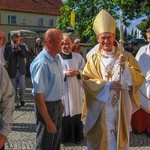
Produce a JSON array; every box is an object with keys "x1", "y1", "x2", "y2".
[{"x1": 5, "y1": 77, "x2": 150, "y2": 150}]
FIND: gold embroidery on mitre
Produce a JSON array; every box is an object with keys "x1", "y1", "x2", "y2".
[{"x1": 93, "y1": 9, "x2": 117, "y2": 35}]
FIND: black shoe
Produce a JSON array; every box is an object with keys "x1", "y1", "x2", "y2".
[
  {"x1": 20, "y1": 101, "x2": 25, "y2": 107},
  {"x1": 15, "y1": 103, "x2": 20, "y2": 109},
  {"x1": 147, "y1": 132, "x2": 150, "y2": 138},
  {"x1": 75, "y1": 139, "x2": 81, "y2": 144},
  {"x1": 132, "y1": 130, "x2": 138, "y2": 134}
]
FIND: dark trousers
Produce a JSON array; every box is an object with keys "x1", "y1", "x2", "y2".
[
  {"x1": 0, "y1": 145, "x2": 4, "y2": 150},
  {"x1": 62, "y1": 114, "x2": 83, "y2": 143},
  {"x1": 35, "y1": 100, "x2": 62, "y2": 150}
]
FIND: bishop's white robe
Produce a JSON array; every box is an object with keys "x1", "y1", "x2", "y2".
[{"x1": 82, "y1": 45, "x2": 144, "y2": 150}]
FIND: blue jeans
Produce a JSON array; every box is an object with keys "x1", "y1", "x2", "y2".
[{"x1": 10, "y1": 69, "x2": 26, "y2": 104}]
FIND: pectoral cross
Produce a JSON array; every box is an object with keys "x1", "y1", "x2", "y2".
[{"x1": 105, "y1": 71, "x2": 114, "y2": 81}]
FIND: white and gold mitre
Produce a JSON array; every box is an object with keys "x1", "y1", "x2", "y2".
[{"x1": 93, "y1": 9, "x2": 117, "y2": 35}]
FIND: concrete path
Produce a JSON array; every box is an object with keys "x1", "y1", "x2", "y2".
[{"x1": 5, "y1": 77, "x2": 150, "y2": 150}]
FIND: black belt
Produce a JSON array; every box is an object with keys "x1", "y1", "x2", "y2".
[{"x1": 45, "y1": 99, "x2": 61, "y2": 104}]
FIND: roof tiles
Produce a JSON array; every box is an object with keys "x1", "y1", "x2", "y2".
[{"x1": 0, "y1": 0, "x2": 63, "y2": 15}]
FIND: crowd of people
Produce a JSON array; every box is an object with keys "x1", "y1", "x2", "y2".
[{"x1": 0, "y1": 8, "x2": 149, "y2": 150}]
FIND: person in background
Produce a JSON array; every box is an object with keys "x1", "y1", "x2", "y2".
[
  {"x1": 81, "y1": 9, "x2": 144, "y2": 150},
  {"x1": 19, "y1": 37, "x2": 29, "y2": 52},
  {"x1": 19, "y1": 36, "x2": 29, "y2": 70},
  {"x1": 125, "y1": 43, "x2": 135, "y2": 56},
  {"x1": 4, "y1": 33, "x2": 28, "y2": 108},
  {"x1": 30, "y1": 28, "x2": 64, "y2": 150},
  {"x1": 58, "y1": 35, "x2": 85, "y2": 144},
  {"x1": 35, "y1": 38, "x2": 43, "y2": 56},
  {"x1": 131, "y1": 28, "x2": 150, "y2": 137},
  {"x1": 0, "y1": 29, "x2": 7, "y2": 66},
  {"x1": 72, "y1": 38, "x2": 82, "y2": 55},
  {"x1": 0, "y1": 62, "x2": 15, "y2": 150}
]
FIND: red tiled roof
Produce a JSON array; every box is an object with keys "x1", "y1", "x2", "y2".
[{"x1": 0, "y1": 0, "x2": 63, "y2": 16}]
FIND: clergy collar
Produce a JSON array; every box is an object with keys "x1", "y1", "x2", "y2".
[
  {"x1": 97, "y1": 45, "x2": 120, "y2": 58},
  {"x1": 59, "y1": 52, "x2": 72, "y2": 59},
  {"x1": 102, "y1": 47, "x2": 115, "y2": 57}
]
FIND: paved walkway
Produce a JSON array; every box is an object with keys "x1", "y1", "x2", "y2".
[{"x1": 5, "y1": 77, "x2": 150, "y2": 150}]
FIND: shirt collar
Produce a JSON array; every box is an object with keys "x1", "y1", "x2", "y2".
[{"x1": 43, "y1": 48, "x2": 58, "y2": 63}]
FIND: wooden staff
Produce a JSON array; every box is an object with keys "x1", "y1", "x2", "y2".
[{"x1": 117, "y1": 9, "x2": 124, "y2": 150}]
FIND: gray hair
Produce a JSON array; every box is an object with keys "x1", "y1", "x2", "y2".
[
  {"x1": 74, "y1": 38, "x2": 80, "y2": 44},
  {"x1": 36, "y1": 38, "x2": 41, "y2": 42}
]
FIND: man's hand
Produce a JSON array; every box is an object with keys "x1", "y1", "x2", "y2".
[
  {"x1": 12, "y1": 44, "x2": 21, "y2": 52},
  {"x1": 61, "y1": 104, "x2": 65, "y2": 113},
  {"x1": 0, "y1": 134, "x2": 6, "y2": 149},
  {"x1": 110, "y1": 80, "x2": 122, "y2": 91},
  {"x1": 65, "y1": 69, "x2": 79, "y2": 77},
  {"x1": 34, "y1": 93, "x2": 57, "y2": 134},
  {"x1": 46, "y1": 121, "x2": 57, "y2": 134}
]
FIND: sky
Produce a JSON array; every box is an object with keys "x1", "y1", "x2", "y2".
[
  {"x1": 61, "y1": 0, "x2": 146, "y2": 34},
  {"x1": 127, "y1": 16, "x2": 147, "y2": 34},
  {"x1": 116, "y1": 16, "x2": 147, "y2": 35}
]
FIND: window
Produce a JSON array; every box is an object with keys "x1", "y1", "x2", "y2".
[
  {"x1": 38, "y1": 18, "x2": 44, "y2": 26},
  {"x1": 8, "y1": 15, "x2": 17, "y2": 24},
  {"x1": 49, "y1": 18, "x2": 54, "y2": 27}
]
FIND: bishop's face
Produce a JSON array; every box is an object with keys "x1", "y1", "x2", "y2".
[{"x1": 97, "y1": 32, "x2": 115, "y2": 52}]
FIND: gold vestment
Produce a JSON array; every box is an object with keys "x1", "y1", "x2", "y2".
[{"x1": 82, "y1": 47, "x2": 145, "y2": 149}]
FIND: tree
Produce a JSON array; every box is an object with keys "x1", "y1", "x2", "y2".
[
  {"x1": 57, "y1": 0, "x2": 150, "y2": 45},
  {"x1": 134, "y1": 30, "x2": 137, "y2": 38},
  {"x1": 137, "y1": 17, "x2": 150, "y2": 38},
  {"x1": 131, "y1": 28, "x2": 134, "y2": 37},
  {"x1": 124, "y1": 27, "x2": 127, "y2": 39}
]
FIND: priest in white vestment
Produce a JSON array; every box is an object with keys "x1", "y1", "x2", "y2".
[
  {"x1": 131, "y1": 28, "x2": 150, "y2": 137},
  {"x1": 81, "y1": 9, "x2": 145, "y2": 150},
  {"x1": 58, "y1": 35, "x2": 85, "y2": 144}
]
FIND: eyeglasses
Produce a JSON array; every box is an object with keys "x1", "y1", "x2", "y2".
[
  {"x1": 0, "y1": 36, "x2": 4, "y2": 40},
  {"x1": 61, "y1": 43, "x2": 71, "y2": 46}
]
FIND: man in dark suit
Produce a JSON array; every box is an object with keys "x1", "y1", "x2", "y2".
[{"x1": 5, "y1": 33, "x2": 29, "y2": 108}]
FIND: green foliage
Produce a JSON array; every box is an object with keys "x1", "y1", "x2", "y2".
[
  {"x1": 57, "y1": 0, "x2": 150, "y2": 45},
  {"x1": 124, "y1": 27, "x2": 127, "y2": 37},
  {"x1": 5, "y1": 40, "x2": 11, "y2": 46},
  {"x1": 131, "y1": 28, "x2": 134, "y2": 37},
  {"x1": 137, "y1": 17, "x2": 150, "y2": 38}
]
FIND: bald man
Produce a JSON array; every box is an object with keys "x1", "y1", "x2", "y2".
[{"x1": 30, "y1": 28, "x2": 64, "y2": 150}]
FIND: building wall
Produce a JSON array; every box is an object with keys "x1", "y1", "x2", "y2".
[
  {"x1": 0, "y1": 10, "x2": 57, "y2": 40},
  {"x1": 136, "y1": 28, "x2": 142, "y2": 38}
]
